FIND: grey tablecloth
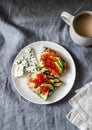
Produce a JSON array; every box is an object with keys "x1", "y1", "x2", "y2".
[{"x1": 0, "y1": 0, "x2": 92, "y2": 130}]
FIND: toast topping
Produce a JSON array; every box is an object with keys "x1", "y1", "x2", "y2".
[
  {"x1": 28, "y1": 73, "x2": 50, "y2": 88},
  {"x1": 41, "y1": 53, "x2": 60, "y2": 76}
]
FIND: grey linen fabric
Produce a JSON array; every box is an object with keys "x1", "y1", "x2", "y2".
[{"x1": 0, "y1": 0, "x2": 92, "y2": 130}]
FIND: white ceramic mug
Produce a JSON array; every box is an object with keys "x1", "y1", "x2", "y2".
[{"x1": 60, "y1": 11, "x2": 92, "y2": 46}]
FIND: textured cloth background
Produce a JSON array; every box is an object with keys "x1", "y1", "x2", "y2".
[{"x1": 0, "y1": 0, "x2": 92, "y2": 130}]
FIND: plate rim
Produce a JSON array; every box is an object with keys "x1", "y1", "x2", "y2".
[{"x1": 11, "y1": 41, "x2": 76, "y2": 105}]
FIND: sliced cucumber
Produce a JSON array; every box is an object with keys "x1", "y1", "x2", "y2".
[
  {"x1": 29, "y1": 82, "x2": 35, "y2": 87},
  {"x1": 36, "y1": 87, "x2": 40, "y2": 94},
  {"x1": 55, "y1": 62, "x2": 63, "y2": 73},
  {"x1": 39, "y1": 61, "x2": 44, "y2": 67},
  {"x1": 41, "y1": 84, "x2": 54, "y2": 90},
  {"x1": 57, "y1": 57, "x2": 63, "y2": 67},
  {"x1": 40, "y1": 92, "x2": 48, "y2": 101}
]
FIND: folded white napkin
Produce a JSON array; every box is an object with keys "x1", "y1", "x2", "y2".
[{"x1": 67, "y1": 81, "x2": 92, "y2": 130}]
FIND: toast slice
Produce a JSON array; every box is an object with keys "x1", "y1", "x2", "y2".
[
  {"x1": 39, "y1": 47, "x2": 69, "y2": 77},
  {"x1": 27, "y1": 71, "x2": 62, "y2": 101}
]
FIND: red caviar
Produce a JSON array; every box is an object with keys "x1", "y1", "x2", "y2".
[
  {"x1": 40, "y1": 86, "x2": 49, "y2": 95},
  {"x1": 28, "y1": 73, "x2": 50, "y2": 88},
  {"x1": 41, "y1": 53, "x2": 59, "y2": 76}
]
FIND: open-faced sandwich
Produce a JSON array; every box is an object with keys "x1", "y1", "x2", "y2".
[
  {"x1": 27, "y1": 71, "x2": 62, "y2": 101},
  {"x1": 39, "y1": 47, "x2": 69, "y2": 78}
]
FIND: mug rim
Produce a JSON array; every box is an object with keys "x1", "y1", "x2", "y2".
[{"x1": 72, "y1": 11, "x2": 92, "y2": 38}]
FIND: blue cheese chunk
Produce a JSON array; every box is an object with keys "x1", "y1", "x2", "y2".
[{"x1": 14, "y1": 47, "x2": 38, "y2": 77}]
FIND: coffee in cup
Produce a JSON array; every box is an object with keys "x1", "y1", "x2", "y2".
[
  {"x1": 73, "y1": 13, "x2": 92, "y2": 37},
  {"x1": 61, "y1": 11, "x2": 92, "y2": 46}
]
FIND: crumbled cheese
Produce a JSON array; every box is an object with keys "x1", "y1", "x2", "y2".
[{"x1": 14, "y1": 47, "x2": 38, "y2": 77}]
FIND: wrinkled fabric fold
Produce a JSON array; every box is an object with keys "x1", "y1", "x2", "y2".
[{"x1": 67, "y1": 81, "x2": 92, "y2": 130}]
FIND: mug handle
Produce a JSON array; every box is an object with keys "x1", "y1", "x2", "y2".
[{"x1": 60, "y1": 11, "x2": 74, "y2": 26}]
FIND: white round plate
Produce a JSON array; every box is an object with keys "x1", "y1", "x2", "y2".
[{"x1": 12, "y1": 41, "x2": 76, "y2": 104}]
